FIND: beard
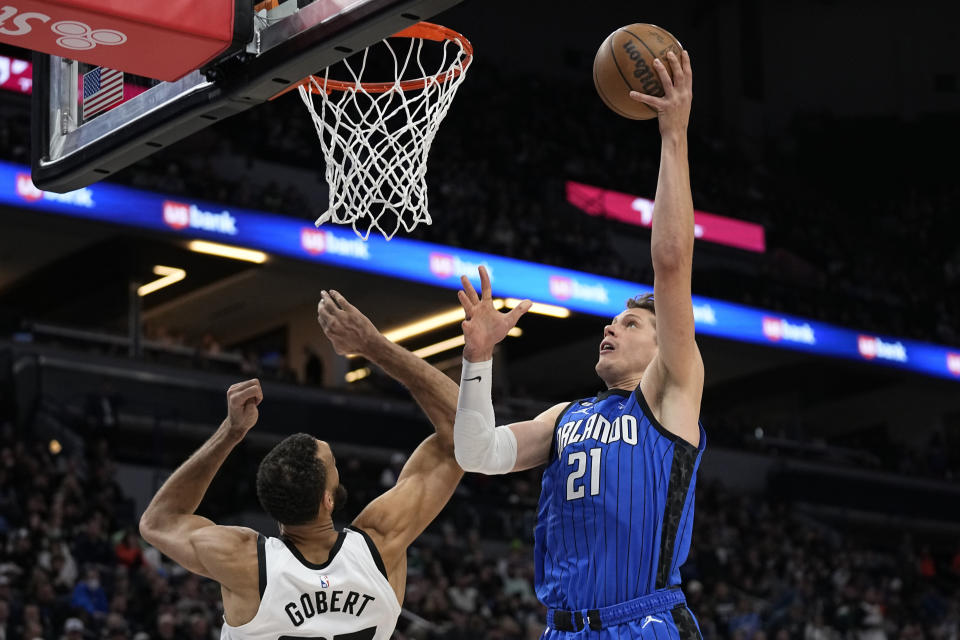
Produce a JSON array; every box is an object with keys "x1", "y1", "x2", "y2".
[{"x1": 332, "y1": 483, "x2": 348, "y2": 512}]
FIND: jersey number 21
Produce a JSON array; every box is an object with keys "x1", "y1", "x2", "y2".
[{"x1": 566, "y1": 448, "x2": 602, "y2": 500}]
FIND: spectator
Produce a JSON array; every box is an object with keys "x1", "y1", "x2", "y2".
[
  {"x1": 18, "y1": 603, "x2": 44, "y2": 640},
  {"x1": 918, "y1": 545, "x2": 937, "y2": 579},
  {"x1": 729, "y1": 597, "x2": 762, "y2": 638},
  {"x1": 185, "y1": 614, "x2": 214, "y2": 640},
  {"x1": 447, "y1": 574, "x2": 479, "y2": 614},
  {"x1": 0, "y1": 599, "x2": 10, "y2": 640},
  {"x1": 303, "y1": 346, "x2": 324, "y2": 386},
  {"x1": 72, "y1": 514, "x2": 113, "y2": 568},
  {"x1": 69, "y1": 568, "x2": 108, "y2": 618},
  {"x1": 154, "y1": 612, "x2": 181, "y2": 640},
  {"x1": 62, "y1": 618, "x2": 84, "y2": 640},
  {"x1": 113, "y1": 531, "x2": 143, "y2": 570}
]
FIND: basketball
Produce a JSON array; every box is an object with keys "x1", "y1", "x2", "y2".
[{"x1": 593, "y1": 23, "x2": 683, "y2": 120}]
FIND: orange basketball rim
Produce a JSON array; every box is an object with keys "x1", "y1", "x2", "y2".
[{"x1": 274, "y1": 22, "x2": 473, "y2": 99}]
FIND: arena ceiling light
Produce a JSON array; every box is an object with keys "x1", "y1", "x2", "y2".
[
  {"x1": 187, "y1": 240, "x2": 268, "y2": 264},
  {"x1": 137, "y1": 266, "x2": 186, "y2": 297},
  {"x1": 411, "y1": 326, "x2": 523, "y2": 359},
  {"x1": 344, "y1": 328, "x2": 522, "y2": 382},
  {"x1": 380, "y1": 301, "x2": 506, "y2": 344},
  {"x1": 504, "y1": 298, "x2": 570, "y2": 318},
  {"x1": 377, "y1": 298, "x2": 566, "y2": 347},
  {"x1": 345, "y1": 367, "x2": 371, "y2": 383}
]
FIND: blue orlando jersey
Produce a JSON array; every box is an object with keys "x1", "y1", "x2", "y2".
[{"x1": 534, "y1": 387, "x2": 705, "y2": 611}]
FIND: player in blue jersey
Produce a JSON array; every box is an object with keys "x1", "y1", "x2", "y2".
[{"x1": 453, "y1": 50, "x2": 705, "y2": 638}]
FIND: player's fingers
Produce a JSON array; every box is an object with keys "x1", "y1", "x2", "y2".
[
  {"x1": 681, "y1": 49, "x2": 692, "y2": 81},
  {"x1": 318, "y1": 305, "x2": 335, "y2": 330},
  {"x1": 238, "y1": 379, "x2": 262, "y2": 398},
  {"x1": 230, "y1": 379, "x2": 259, "y2": 394},
  {"x1": 629, "y1": 91, "x2": 665, "y2": 111},
  {"x1": 664, "y1": 51, "x2": 683, "y2": 84},
  {"x1": 506, "y1": 299, "x2": 533, "y2": 325},
  {"x1": 652, "y1": 58, "x2": 674, "y2": 93},
  {"x1": 329, "y1": 290, "x2": 352, "y2": 312},
  {"x1": 460, "y1": 274, "x2": 480, "y2": 304},
  {"x1": 232, "y1": 383, "x2": 262, "y2": 406},
  {"x1": 478, "y1": 266, "x2": 492, "y2": 300},
  {"x1": 242, "y1": 387, "x2": 264, "y2": 408},
  {"x1": 457, "y1": 290, "x2": 473, "y2": 316},
  {"x1": 320, "y1": 290, "x2": 340, "y2": 313}
]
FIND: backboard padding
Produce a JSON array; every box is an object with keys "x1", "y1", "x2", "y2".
[{"x1": 30, "y1": 0, "x2": 466, "y2": 193}]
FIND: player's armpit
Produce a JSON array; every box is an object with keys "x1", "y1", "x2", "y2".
[
  {"x1": 508, "y1": 402, "x2": 568, "y2": 471},
  {"x1": 641, "y1": 352, "x2": 703, "y2": 448},
  {"x1": 352, "y1": 434, "x2": 463, "y2": 570}
]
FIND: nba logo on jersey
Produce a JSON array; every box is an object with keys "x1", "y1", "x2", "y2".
[{"x1": 319, "y1": 575, "x2": 331, "y2": 589}]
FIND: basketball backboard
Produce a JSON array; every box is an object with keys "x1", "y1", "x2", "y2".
[{"x1": 30, "y1": 0, "x2": 465, "y2": 193}]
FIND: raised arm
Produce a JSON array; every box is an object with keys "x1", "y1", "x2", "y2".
[
  {"x1": 351, "y1": 432, "x2": 463, "y2": 599},
  {"x1": 448, "y1": 266, "x2": 559, "y2": 474},
  {"x1": 629, "y1": 51, "x2": 703, "y2": 444},
  {"x1": 318, "y1": 290, "x2": 466, "y2": 593},
  {"x1": 318, "y1": 290, "x2": 460, "y2": 449},
  {"x1": 138, "y1": 381, "x2": 262, "y2": 591}
]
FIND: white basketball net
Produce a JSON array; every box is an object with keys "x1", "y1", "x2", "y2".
[{"x1": 298, "y1": 29, "x2": 471, "y2": 240}]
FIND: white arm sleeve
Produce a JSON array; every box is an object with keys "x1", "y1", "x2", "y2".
[{"x1": 453, "y1": 358, "x2": 518, "y2": 475}]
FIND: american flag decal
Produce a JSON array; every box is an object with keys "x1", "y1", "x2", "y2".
[{"x1": 82, "y1": 67, "x2": 123, "y2": 119}]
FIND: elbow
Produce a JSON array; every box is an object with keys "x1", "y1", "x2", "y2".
[
  {"x1": 453, "y1": 447, "x2": 478, "y2": 473},
  {"x1": 651, "y1": 243, "x2": 691, "y2": 273},
  {"x1": 454, "y1": 442, "x2": 489, "y2": 474},
  {"x1": 138, "y1": 512, "x2": 157, "y2": 544},
  {"x1": 433, "y1": 429, "x2": 456, "y2": 458}
]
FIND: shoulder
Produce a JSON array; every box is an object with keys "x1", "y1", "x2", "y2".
[
  {"x1": 190, "y1": 525, "x2": 259, "y2": 550},
  {"x1": 536, "y1": 401, "x2": 573, "y2": 425},
  {"x1": 188, "y1": 526, "x2": 260, "y2": 593},
  {"x1": 189, "y1": 526, "x2": 260, "y2": 573}
]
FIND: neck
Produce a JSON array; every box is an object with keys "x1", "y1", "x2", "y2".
[
  {"x1": 605, "y1": 375, "x2": 642, "y2": 391},
  {"x1": 279, "y1": 517, "x2": 337, "y2": 545}
]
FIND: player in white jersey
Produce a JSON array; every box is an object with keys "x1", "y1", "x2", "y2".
[{"x1": 139, "y1": 290, "x2": 464, "y2": 640}]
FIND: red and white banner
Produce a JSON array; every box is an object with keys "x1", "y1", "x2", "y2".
[
  {"x1": 0, "y1": 0, "x2": 238, "y2": 81},
  {"x1": 566, "y1": 181, "x2": 767, "y2": 253},
  {"x1": 0, "y1": 54, "x2": 32, "y2": 94}
]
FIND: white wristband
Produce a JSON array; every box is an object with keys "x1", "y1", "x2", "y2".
[{"x1": 454, "y1": 358, "x2": 517, "y2": 475}]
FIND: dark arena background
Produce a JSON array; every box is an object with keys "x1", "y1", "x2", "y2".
[{"x1": 2, "y1": 1, "x2": 960, "y2": 639}]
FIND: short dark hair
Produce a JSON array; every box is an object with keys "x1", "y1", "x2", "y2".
[
  {"x1": 256, "y1": 433, "x2": 325, "y2": 525},
  {"x1": 626, "y1": 293, "x2": 655, "y2": 314}
]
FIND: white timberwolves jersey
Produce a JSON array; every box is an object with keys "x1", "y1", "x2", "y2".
[{"x1": 221, "y1": 527, "x2": 400, "y2": 640}]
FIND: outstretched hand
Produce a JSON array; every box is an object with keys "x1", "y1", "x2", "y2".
[
  {"x1": 318, "y1": 289, "x2": 380, "y2": 357},
  {"x1": 458, "y1": 266, "x2": 531, "y2": 362},
  {"x1": 628, "y1": 50, "x2": 692, "y2": 137},
  {"x1": 225, "y1": 379, "x2": 262, "y2": 441}
]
